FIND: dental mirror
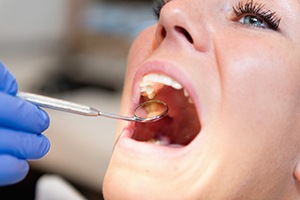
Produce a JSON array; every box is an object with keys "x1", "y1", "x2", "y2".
[{"x1": 16, "y1": 92, "x2": 168, "y2": 123}]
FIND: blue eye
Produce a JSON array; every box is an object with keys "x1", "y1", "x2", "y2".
[
  {"x1": 239, "y1": 15, "x2": 266, "y2": 28},
  {"x1": 233, "y1": 1, "x2": 281, "y2": 31}
]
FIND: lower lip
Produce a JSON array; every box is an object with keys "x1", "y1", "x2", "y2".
[{"x1": 115, "y1": 126, "x2": 189, "y2": 159}]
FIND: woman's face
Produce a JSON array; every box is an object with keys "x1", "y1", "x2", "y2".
[{"x1": 104, "y1": 0, "x2": 300, "y2": 199}]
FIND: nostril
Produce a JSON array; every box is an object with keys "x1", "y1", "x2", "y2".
[
  {"x1": 175, "y1": 26, "x2": 194, "y2": 44},
  {"x1": 156, "y1": 25, "x2": 195, "y2": 46},
  {"x1": 161, "y1": 27, "x2": 167, "y2": 39},
  {"x1": 156, "y1": 26, "x2": 167, "y2": 45}
]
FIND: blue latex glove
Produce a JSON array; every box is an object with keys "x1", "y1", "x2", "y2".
[{"x1": 0, "y1": 62, "x2": 50, "y2": 186}]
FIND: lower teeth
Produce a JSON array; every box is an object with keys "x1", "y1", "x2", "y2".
[{"x1": 147, "y1": 136, "x2": 170, "y2": 145}]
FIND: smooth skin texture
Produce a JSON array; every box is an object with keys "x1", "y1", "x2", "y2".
[{"x1": 104, "y1": 0, "x2": 300, "y2": 199}]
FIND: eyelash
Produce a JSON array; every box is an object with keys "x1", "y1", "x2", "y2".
[
  {"x1": 152, "y1": 0, "x2": 281, "y2": 30},
  {"x1": 233, "y1": 0, "x2": 281, "y2": 30}
]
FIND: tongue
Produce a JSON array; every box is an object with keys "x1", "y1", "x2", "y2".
[
  {"x1": 132, "y1": 116, "x2": 173, "y2": 142},
  {"x1": 132, "y1": 86, "x2": 201, "y2": 146}
]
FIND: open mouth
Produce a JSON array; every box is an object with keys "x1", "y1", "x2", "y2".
[{"x1": 131, "y1": 73, "x2": 201, "y2": 147}]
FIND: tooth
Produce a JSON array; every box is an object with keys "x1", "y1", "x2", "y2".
[
  {"x1": 147, "y1": 139, "x2": 156, "y2": 144},
  {"x1": 148, "y1": 92, "x2": 156, "y2": 99},
  {"x1": 141, "y1": 90, "x2": 156, "y2": 99},
  {"x1": 143, "y1": 74, "x2": 158, "y2": 82},
  {"x1": 140, "y1": 80, "x2": 154, "y2": 87},
  {"x1": 141, "y1": 74, "x2": 182, "y2": 90},
  {"x1": 172, "y1": 82, "x2": 182, "y2": 90},
  {"x1": 183, "y1": 89, "x2": 190, "y2": 97},
  {"x1": 148, "y1": 139, "x2": 164, "y2": 145},
  {"x1": 160, "y1": 75, "x2": 172, "y2": 86},
  {"x1": 189, "y1": 97, "x2": 194, "y2": 104},
  {"x1": 145, "y1": 85, "x2": 154, "y2": 95},
  {"x1": 140, "y1": 86, "x2": 147, "y2": 93},
  {"x1": 140, "y1": 83, "x2": 156, "y2": 98},
  {"x1": 147, "y1": 136, "x2": 170, "y2": 145},
  {"x1": 159, "y1": 136, "x2": 170, "y2": 145}
]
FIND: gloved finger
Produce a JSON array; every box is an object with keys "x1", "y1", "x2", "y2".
[
  {"x1": 0, "y1": 62, "x2": 18, "y2": 95},
  {"x1": 0, "y1": 155, "x2": 29, "y2": 186},
  {"x1": 0, "y1": 127, "x2": 50, "y2": 159},
  {"x1": 0, "y1": 92, "x2": 49, "y2": 134}
]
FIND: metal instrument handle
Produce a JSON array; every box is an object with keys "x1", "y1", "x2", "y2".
[{"x1": 17, "y1": 92, "x2": 99, "y2": 116}]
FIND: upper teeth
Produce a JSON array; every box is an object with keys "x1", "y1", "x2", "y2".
[
  {"x1": 140, "y1": 73, "x2": 190, "y2": 100},
  {"x1": 141, "y1": 74, "x2": 182, "y2": 89}
]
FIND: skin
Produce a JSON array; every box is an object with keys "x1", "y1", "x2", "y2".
[{"x1": 103, "y1": 0, "x2": 300, "y2": 199}]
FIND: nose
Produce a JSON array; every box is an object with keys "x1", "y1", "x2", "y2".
[{"x1": 155, "y1": 1, "x2": 211, "y2": 52}]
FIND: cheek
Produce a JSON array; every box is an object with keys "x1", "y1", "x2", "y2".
[
  {"x1": 216, "y1": 35, "x2": 300, "y2": 149},
  {"x1": 218, "y1": 35, "x2": 298, "y2": 114},
  {"x1": 116, "y1": 26, "x2": 157, "y2": 136},
  {"x1": 210, "y1": 38, "x2": 300, "y2": 193},
  {"x1": 127, "y1": 25, "x2": 157, "y2": 72},
  {"x1": 221, "y1": 41, "x2": 300, "y2": 171},
  {"x1": 125, "y1": 26, "x2": 157, "y2": 93}
]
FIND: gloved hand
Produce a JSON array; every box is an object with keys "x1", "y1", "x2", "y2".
[{"x1": 0, "y1": 62, "x2": 50, "y2": 186}]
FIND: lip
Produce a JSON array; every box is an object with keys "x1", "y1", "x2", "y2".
[{"x1": 114, "y1": 60, "x2": 203, "y2": 158}]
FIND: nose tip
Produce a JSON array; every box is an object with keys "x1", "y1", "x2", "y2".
[{"x1": 155, "y1": 2, "x2": 210, "y2": 52}]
